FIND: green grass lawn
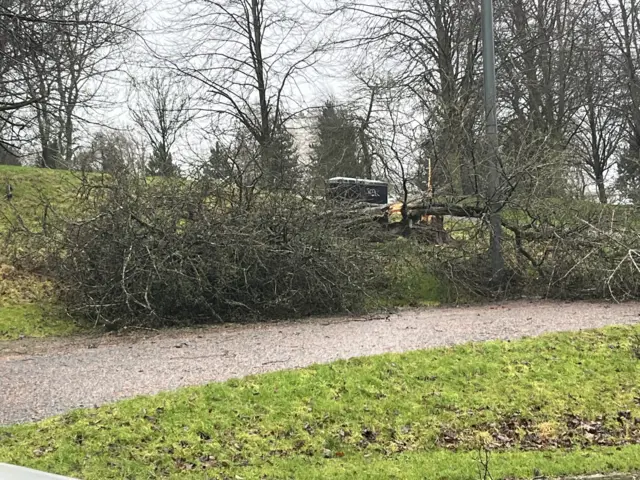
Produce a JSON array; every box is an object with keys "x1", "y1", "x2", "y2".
[
  {"x1": 0, "y1": 260, "x2": 80, "y2": 340},
  {"x1": 1, "y1": 325, "x2": 639, "y2": 479}
]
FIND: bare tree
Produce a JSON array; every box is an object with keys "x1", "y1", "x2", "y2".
[
  {"x1": 495, "y1": 0, "x2": 586, "y2": 143},
  {"x1": 352, "y1": 70, "x2": 380, "y2": 180},
  {"x1": 572, "y1": 14, "x2": 624, "y2": 203},
  {"x1": 169, "y1": 0, "x2": 324, "y2": 178},
  {"x1": 207, "y1": 128, "x2": 261, "y2": 211},
  {"x1": 0, "y1": 0, "x2": 51, "y2": 152},
  {"x1": 597, "y1": 0, "x2": 640, "y2": 201},
  {"x1": 130, "y1": 74, "x2": 192, "y2": 176},
  {"x1": 330, "y1": 0, "x2": 483, "y2": 195},
  {"x1": 376, "y1": 85, "x2": 416, "y2": 209},
  {"x1": 11, "y1": 0, "x2": 135, "y2": 169}
]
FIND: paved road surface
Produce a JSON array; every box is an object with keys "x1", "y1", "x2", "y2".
[{"x1": 1, "y1": 300, "x2": 639, "y2": 425}]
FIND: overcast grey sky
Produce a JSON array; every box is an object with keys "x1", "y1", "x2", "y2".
[{"x1": 84, "y1": 0, "x2": 369, "y2": 165}]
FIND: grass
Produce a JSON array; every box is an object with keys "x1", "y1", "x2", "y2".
[
  {"x1": 0, "y1": 164, "x2": 90, "y2": 232},
  {"x1": 1, "y1": 325, "x2": 639, "y2": 479},
  {"x1": 0, "y1": 166, "x2": 102, "y2": 340},
  {"x1": 0, "y1": 262, "x2": 80, "y2": 340},
  {"x1": 0, "y1": 304, "x2": 81, "y2": 340}
]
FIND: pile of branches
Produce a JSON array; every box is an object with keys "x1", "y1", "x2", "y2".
[
  {"x1": 318, "y1": 191, "x2": 640, "y2": 300},
  {"x1": 35, "y1": 173, "x2": 384, "y2": 328},
  {"x1": 428, "y1": 200, "x2": 640, "y2": 300}
]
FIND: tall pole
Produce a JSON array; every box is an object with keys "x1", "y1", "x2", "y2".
[{"x1": 481, "y1": 0, "x2": 504, "y2": 282}]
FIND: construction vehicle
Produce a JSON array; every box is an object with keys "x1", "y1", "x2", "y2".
[
  {"x1": 326, "y1": 170, "x2": 447, "y2": 242},
  {"x1": 326, "y1": 177, "x2": 388, "y2": 205}
]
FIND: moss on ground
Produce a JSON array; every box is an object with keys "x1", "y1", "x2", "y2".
[{"x1": 1, "y1": 325, "x2": 639, "y2": 478}]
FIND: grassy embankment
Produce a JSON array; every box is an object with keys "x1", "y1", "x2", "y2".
[{"x1": 0, "y1": 166, "x2": 90, "y2": 339}]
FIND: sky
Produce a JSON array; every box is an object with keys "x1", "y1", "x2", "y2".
[{"x1": 77, "y1": 0, "x2": 367, "y2": 168}]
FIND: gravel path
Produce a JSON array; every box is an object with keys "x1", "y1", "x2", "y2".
[{"x1": 1, "y1": 300, "x2": 639, "y2": 425}]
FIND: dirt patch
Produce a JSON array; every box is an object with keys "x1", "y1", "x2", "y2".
[{"x1": 437, "y1": 412, "x2": 640, "y2": 450}]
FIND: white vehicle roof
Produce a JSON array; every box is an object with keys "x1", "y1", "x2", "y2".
[{"x1": 327, "y1": 177, "x2": 387, "y2": 186}]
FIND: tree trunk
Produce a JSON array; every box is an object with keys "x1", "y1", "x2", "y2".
[{"x1": 596, "y1": 176, "x2": 607, "y2": 204}]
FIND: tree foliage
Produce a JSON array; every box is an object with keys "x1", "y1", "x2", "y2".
[
  {"x1": 130, "y1": 74, "x2": 191, "y2": 177},
  {"x1": 310, "y1": 101, "x2": 363, "y2": 181}
]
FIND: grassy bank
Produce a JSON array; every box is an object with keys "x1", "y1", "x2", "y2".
[
  {"x1": 0, "y1": 166, "x2": 87, "y2": 339},
  {"x1": 0, "y1": 304, "x2": 81, "y2": 340},
  {"x1": 0, "y1": 165, "x2": 89, "y2": 232},
  {"x1": 1, "y1": 325, "x2": 639, "y2": 479},
  {"x1": 0, "y1": 261, "x2": 80, "y2": 340}
]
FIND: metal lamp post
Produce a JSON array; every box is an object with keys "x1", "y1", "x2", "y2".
[{"x1": 481, "y1": 0, "x2": 505, "y2": 282}]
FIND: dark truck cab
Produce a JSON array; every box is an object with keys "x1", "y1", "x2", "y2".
[{"x1": 326, "y1": 177, "x2": 388, "y2": 205}]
